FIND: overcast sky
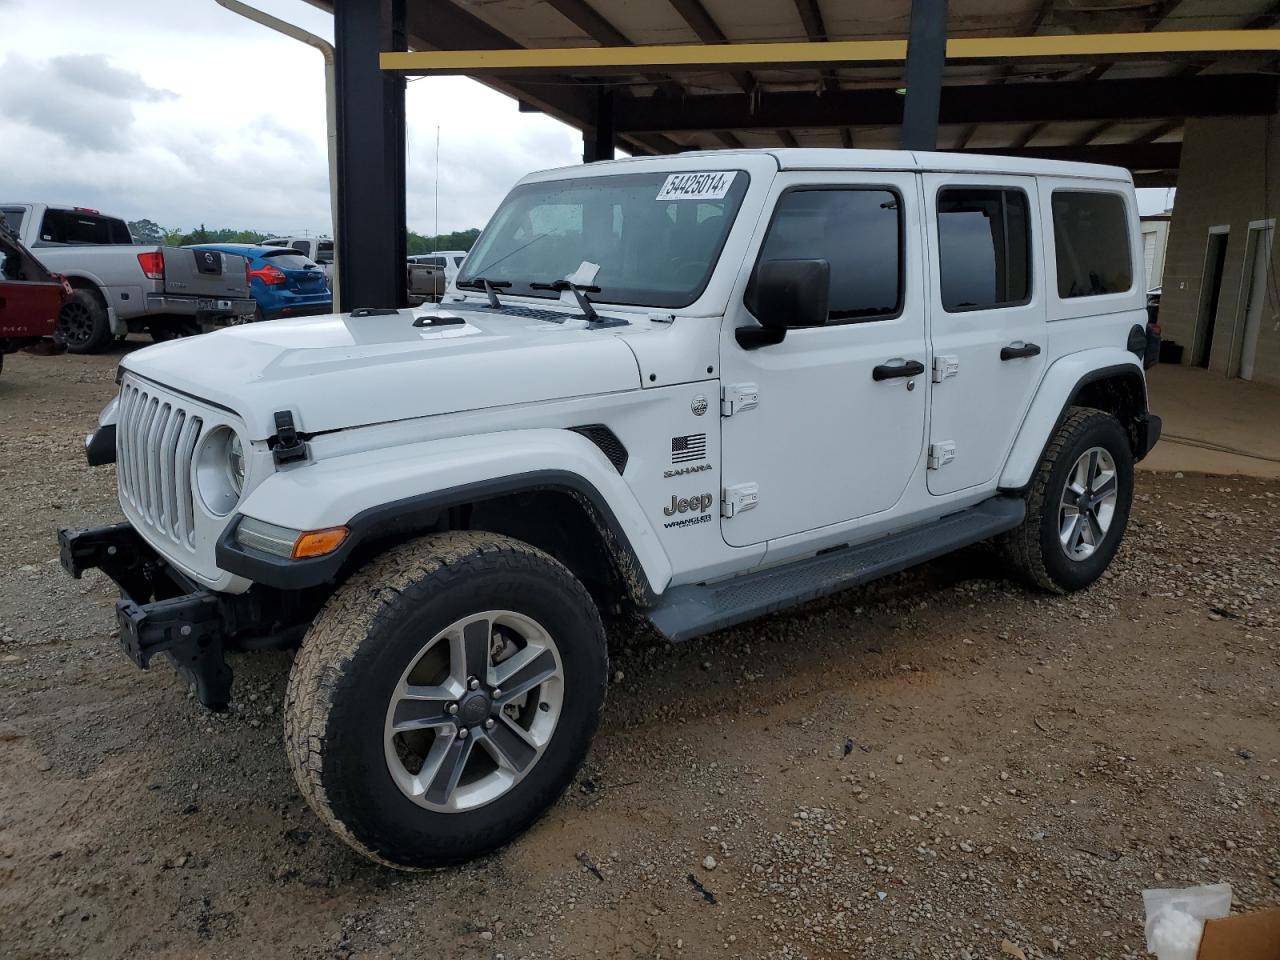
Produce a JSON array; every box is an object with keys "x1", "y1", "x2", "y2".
[
  {"x1": 0, "y1": 0, "x2": 585, "y2": 236},
  {"x1": 0, "y1": 0, "x2": 1172, "y2": 236}
]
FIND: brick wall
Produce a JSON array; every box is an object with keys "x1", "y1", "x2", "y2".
[{"x1": 1160, "y1": 115, "x2": 1280, "y2": 386}]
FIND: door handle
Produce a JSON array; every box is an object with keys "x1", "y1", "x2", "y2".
[
  {"x1": 872, "y1": 359, "x2": 925, "y2": 381},
  {"x1": 1000, "y1": 341, "x2": 1042, "y2": 361}
]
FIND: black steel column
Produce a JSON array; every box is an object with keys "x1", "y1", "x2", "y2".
[
  {"x1": 334, "y1": 0, "x2": 407, "y2": 311},
  {"x1": 901, "y1": 0, "x2": 949, "y2": 151},
  {"x1": 583, "y1": 88, "x2": 615, "y2": 163}
]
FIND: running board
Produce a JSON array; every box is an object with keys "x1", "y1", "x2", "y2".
[{"x1": 647, "y1": 496, "x2": 1026, "y2": 643}]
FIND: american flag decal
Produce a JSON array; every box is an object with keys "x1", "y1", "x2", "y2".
[{"x1": 671, "y1": 433, "x2": 707, "y2": 464}]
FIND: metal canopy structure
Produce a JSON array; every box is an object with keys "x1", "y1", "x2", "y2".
[{"x1": 313, "y1": 0, "x2": 1280, "y2": 310}]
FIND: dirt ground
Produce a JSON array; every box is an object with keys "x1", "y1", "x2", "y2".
[{"x1": 2, "y1": 345, "x2": 1278, "y2": 960}]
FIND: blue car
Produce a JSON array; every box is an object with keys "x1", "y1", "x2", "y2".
[{"x1": 188, "y1": 243, "x2": 331, "y2": 322}]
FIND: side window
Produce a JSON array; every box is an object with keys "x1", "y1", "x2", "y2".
[
  {"x1": 291, "y1": 240, "x2": 310, "y2": 253},
  {"x1": 1051, "y1": 191, "x2": 1133, "y2": 298},
  {"x1": 1, "y1": 207, "x2": 25, "y2": 235},
  {"x1": 751, "y1": 188, "x2": 902, "y2": 322},
  {"x1": 936, "y1": 188, "x2": 1031, "y2": 311},
  {"x1": 316, "y1": 242, "x2": 334, "y2": 264}
]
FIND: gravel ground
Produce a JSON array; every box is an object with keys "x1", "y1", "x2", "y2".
[{"x1": 1, "y1": 345, "x2": 1278, "y2": 960}]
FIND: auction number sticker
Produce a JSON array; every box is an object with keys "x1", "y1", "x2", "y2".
[{"x1": 656, "y1": 171, "x2": 737, "y2": 201}]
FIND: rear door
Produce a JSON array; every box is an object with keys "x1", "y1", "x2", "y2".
[{"x1": 922, "y1": 173, "x2": 1047, "y2": 495}]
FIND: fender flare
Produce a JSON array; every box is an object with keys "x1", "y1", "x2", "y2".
[
  {"x1": 215, "y1": 429, "x2": 672, "y2": 600},
  {"x1": 999, "y1": 350, "x2": 1147, "y2": 491}
]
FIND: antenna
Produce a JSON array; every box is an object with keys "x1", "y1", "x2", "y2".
[{"x1": 433, "y1": 124, "x2": 441, "y2": 253}]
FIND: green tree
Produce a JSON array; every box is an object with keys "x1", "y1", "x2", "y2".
[
  {"x1": 127, "y1": 218, "x2": 165, "y2": 244},
  {"x1": 406, "y1": 227, "x2": 481, "y2": 256}
]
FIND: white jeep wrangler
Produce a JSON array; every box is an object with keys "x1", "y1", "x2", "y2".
[{"x1": 60, "y1": 149, "x2": 1160, "y2": 869}]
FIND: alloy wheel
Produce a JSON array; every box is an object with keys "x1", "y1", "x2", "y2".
[
  {"x1": 1057, "y1": 446, "x2": 1118, "y2": 561},
  {"x1": 58, "y1": 301, "x2": 93, "y2": 346},
  {"x1": 383, "y1": 610, "x2": 564, "y2": 813}
]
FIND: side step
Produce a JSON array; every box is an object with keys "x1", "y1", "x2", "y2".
[{"x1": 647, "y1": 496, "x2": 1026, "y2": 643}]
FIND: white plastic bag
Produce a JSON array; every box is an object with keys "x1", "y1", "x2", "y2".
[{"x1": 1143, "y1": 883, "x2": 1233, "y2": 960}]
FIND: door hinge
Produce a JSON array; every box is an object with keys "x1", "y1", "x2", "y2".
[
  {"x1": 722, "y1": 482, "x2": 760, "y2": 518},
  {"x1": 932, "y1": 355, "x2": 960, "y2": 382},
  {"x1": 721, "y1": 382, "x2": 759, "y2": 417},
  {"x1": 927, "y1": 441, "x2": 956, "y2": 470}
]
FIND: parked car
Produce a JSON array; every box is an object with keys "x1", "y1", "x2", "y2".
[
  {"x1": 188, "y1": 244, "x2": 331, "y2": 322},
  {"x1": 0, "y1": 203, "x2": 255, "y2": 352},
  {"x1": 406, "y1": 259, "x2": 445, "y2": 305},
  {"x1": 262, "y1": 237, "x2": 334, "y2": 284},
  {"x1": 61, "y1": 149, "x2": 1161, "y2": 870},
  {"x1": 1144, "y1": 286, "x2": 1161, "y2": 368},
  {"x1": 0, "y1": 222, "x2": 70, "y2": 375},
  {"x1": 408, "y1": 249, "x2": 468, "y2": 289}
]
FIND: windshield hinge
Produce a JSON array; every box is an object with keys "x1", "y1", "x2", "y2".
[{"x1": 271, "y1": 411, "x2": 309, "y2": 467}]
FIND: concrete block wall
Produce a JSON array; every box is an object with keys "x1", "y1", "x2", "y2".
[{"x1": 1160, "y1": 115, "x2": 1280, "y2": 387}]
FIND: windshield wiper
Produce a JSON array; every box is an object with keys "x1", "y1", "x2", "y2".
[
  {"x1": 529, "y1": 279, "x2": 602, "y2": 323},
  {"x1": 456, "y1": 276, "x2": 511, "y2": 308}
]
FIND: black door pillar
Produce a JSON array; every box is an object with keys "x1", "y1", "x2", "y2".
[
  {"x1": 901, "y1": 0, "x2": 949, "y2": 151},
  {"x1": 583, "y1": 88, "x2": 615, "y2": 163},
  {"x1": 334, "y1": 0, "x2": 407, "y2": 311}
]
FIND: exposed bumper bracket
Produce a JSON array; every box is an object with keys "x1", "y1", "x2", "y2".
[
  {"x1": 117, "y1": 593, "x2": 232, "y2": 709},
  {"x1": 58, "y1": 524, "x2": 234, "y2": 710}
]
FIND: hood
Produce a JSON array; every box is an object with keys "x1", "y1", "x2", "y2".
[{"x1": 122, "y1": 303, "x2": 643, "y2": 439}]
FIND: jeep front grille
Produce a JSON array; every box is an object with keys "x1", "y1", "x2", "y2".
[{"x1": 117, "y1": 381, "x2": 203, "y2": 550}]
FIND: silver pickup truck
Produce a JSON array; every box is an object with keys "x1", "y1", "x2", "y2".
[{"x1": 0, "y1": 203, "x2": 256, "y2": 353}]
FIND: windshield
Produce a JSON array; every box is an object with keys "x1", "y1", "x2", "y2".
[{"x1": 458, "y1": 170, "x2": 749, "y2": 308}]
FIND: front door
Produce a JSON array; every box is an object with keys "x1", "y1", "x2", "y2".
[
  {"x1": 719, "y1": 172, "x2": 928, "y2": 547},
  {"x1": 922, "y1": 174, "x2": 1047, "y2": 495}
]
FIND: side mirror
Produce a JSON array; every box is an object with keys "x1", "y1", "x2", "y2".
[{"x1": 739, "y1": 259, "x2": 830, "y2": 349}]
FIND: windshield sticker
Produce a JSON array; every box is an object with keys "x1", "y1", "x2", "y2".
[{"x1": 656, "y1": 172, "x2": 737, "y2": 202}]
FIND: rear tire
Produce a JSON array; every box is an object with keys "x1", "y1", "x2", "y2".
[
  {"x1": 149, "y1": 319, "x2": 200, "y2": 342},
  {"x1": 999, "y1": 406, "x2": 1134, "y2": 593},
  {"x1": 57, "y1": 289, "x2": 112, "y2": 354},
  {"x1": 284, "y1": 531, "x2": 608, "y2": 869}
]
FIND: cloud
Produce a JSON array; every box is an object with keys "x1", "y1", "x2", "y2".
[
  {"x1": 0, "y1": 53, "x2": 173, "y2": 151},
  {"x1": 50, "y1": 53, "x2": 176, "y2": 102}
]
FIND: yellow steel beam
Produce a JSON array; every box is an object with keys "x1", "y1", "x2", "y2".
[{"x1": 381, "y1": 30, "x2": 1280, "y2": 75}]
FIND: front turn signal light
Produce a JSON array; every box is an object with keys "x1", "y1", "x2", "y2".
[{"x1": 291, "y1": 526, "x2": 349, "y2": 559}]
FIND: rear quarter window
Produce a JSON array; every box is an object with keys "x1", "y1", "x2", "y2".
[{"x1": 1051, "y1": 191, "x2": 1133, "y2": 299}]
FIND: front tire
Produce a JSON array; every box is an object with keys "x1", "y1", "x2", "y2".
[
  {"x1": 999, "y1": 406, "x2": 1134, "y2": 593},
  {"x1": 284, "y1": 531, "x2": 608, "y2": 869}
]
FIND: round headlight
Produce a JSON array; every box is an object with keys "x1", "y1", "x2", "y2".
[
  {"x1": 227, "y1": 433, "x2": 245, "y2": 495},
  {"x1": 196, "y1": 426, "x2": 245, "y2": 516}
]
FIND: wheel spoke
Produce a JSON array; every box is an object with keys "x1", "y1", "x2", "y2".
[
  {"x1": 1086, "y1": 449, "x2": 1100, "y2": 487},
  {"x1": 1067, "y1": 513, "x2": 1086, "y2": 553},
  {"x1": 493, "y1": 646, "x2": 558, "y2": 703},
  {"x1": 481, "y1": 716, "x2": 539, "y2": 773},
  {"x1": 423, "y1": 731, "x2": 475, "y2": 806},
  {"x1": 1085, "y1": 509, "x2": 1105, "y2": 546},
  {"x1": 461, "y1": 619, "x2": 492, "y2": 683},
  {"x1": 390, "y1": 684, "x2": 457, "y2": 732},
  {"x1": 1092, "y1": 474, "x2": 1116, "y2": 501}
]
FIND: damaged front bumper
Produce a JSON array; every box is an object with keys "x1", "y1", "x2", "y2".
[{"x1": 58, "y1": 523, "x2": 312, "y2": 709}]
